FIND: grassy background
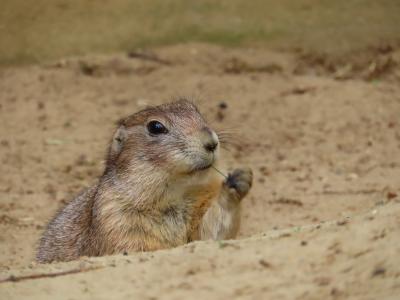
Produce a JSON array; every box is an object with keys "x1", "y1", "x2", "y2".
[{"x1": 1, "y1": 0, "x2": 399, "y2": 65}]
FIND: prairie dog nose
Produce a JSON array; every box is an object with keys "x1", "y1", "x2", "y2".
[{"x1": 201, "y1": 127, "x2": 219, "y2": 152}]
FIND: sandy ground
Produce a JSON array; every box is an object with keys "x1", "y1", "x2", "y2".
[{"x1": 0, "y1": 44, "x2": 400, "y2": 299}]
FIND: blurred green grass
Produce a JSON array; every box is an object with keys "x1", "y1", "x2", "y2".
[{"x1": 1, "y1": 0, "x2": 399, "y2": 65}]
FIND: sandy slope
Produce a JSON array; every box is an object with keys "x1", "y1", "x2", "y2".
[{"x1": 0, "y1": 44, "x2": 399, "y2": 299}]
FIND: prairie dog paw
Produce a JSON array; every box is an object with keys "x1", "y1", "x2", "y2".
[{"x1": 224, "y1": 167, "x2": 253, "y2": 200}]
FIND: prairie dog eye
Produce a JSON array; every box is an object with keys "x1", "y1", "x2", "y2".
[{"x1": 147, "y1": 120, "x2": 168, "y2": 135}]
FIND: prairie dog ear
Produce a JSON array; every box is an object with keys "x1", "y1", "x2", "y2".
[{"x1": 110, "y1": 125, "x2": 128, "y2": 155}]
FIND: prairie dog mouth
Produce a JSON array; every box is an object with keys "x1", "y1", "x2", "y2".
[
  {"x1": 190, "y1": 159, "x2": 213, "y2": 173},
  {"x1": 190, "y1": 154, "x2": 216, "y2": 173},
  {"x1": 195, "y1": 162, "x2": 213, "y2": 171}
]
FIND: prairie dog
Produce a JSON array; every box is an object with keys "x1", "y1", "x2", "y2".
[{"x1": 37, "y1": 99, "x2": 252, "y2": 263}]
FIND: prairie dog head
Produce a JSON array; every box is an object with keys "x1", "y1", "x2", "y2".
[{"x1": 106, "y1": 99, "x2": 219, "y2": 178}]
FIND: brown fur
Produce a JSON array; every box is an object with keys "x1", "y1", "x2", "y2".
[{"x1": 37, "y1": 99, "x2": 252, "y2": 263}]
